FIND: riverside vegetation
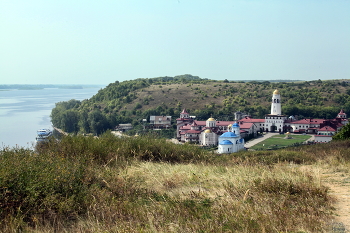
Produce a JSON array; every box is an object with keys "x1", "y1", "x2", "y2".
[{"x1": 1, "y1": 132, "x2": 350, "y2": 232}]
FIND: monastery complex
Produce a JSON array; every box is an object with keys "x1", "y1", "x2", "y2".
[{"x1": 176, "y1": 89, "x2": 348, "y2": 153}]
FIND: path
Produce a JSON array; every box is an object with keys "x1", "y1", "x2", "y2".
[
  {"x1": 244, "y1": 132, "x2": 279, "y2": 148},
  {"x1": 322, "y1": 170, "x2": 350, "y2": 232}
]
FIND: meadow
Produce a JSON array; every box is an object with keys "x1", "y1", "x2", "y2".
[
  {"x1": 1, "y1": 132, "x2": 349, "y2": 232},
  {"x1": 250, "y1": 134, "x2": 312, "y2": 150}
]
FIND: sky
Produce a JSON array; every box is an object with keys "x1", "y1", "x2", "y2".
[{"x1": 0, "y1": 0, "x2": 349, "y2": 85}]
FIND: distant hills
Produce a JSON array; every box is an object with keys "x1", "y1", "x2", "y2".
[
  {"x1": 50, "y1": 75, "x2": 350, "y2": 135},
  {"x1": 0, "y1": 84, "x2": 104, "y2": 90}
]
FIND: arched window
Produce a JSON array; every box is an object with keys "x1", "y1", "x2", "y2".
[{"x1": 277, "y1": 99, "x2": 279, "y2": 103}]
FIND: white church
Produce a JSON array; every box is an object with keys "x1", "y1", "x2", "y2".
[{"x1": 217, "y1": 122, "x2": 245, "y2": 154}]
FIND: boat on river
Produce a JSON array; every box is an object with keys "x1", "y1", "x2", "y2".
[{"x1": 36, "y1": 129, "x2": 52, "y2": 142}]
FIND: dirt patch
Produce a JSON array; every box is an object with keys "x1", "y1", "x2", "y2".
[{"x1": 322, "y1": 171, "x2": 350, "y2": 232}]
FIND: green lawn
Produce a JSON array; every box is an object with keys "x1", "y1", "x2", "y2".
[{"x1": 250, "y1": 134, "x2": 312, "y2": 150}]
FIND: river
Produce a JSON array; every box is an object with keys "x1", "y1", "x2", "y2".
[{"x1": 0, "y1": 87, "x2": 102, "y2": 149}]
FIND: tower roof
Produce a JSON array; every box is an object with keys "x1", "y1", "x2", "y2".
[
  {"x1": 232, "y1": 122, "x2": 240, "y2": 127},
  {"x1": 181, "y1": 109, "x2": 189, "y2": 114},
  {"x1": 220, "y1": 140, "x2": 233, "y2": 145},
  {"x1": 273, "y1": 89, "x2": 279, "y2": 95},
  {"x1": 338, "y1": 109, "x2": 346, "y2": 115},
  {"x1": 207, "y1": 117, "x2": 215, "y2": 121},
  {"x1": 220, "y1": 132, "x2": 237, "y2": 138},
  {"x1": 204, "y1": 129, "x2": 211, "y2": 133}
]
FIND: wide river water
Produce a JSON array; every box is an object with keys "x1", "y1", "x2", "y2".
[{"x1": 0, "y1": 87, "x2": 102, "y2": 149}]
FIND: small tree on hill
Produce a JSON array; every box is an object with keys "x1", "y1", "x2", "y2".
[{"x1": 333, "y1": 123, "x2": 350, "y2": 140}]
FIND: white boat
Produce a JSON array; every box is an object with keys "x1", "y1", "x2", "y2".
[{"x1": 36, "y1": 129, "x2": 52, "y2": 142}]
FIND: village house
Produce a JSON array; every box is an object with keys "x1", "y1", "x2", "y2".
[
  {"x1": 149, "y1": 116, "x2": 172, "y2": 129},
  {"x1": 115, "y1": 123, "x2": 133, "y2": 132},
  {"x1": 314, "y1": 126, "x2": 337, "y2": 143}
]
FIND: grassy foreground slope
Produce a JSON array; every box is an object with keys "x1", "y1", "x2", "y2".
[{"x1": 1, "y1": 133, "x2": 349, "y2": 232}]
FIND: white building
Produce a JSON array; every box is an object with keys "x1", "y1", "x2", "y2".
[
  {"x1": 264, "y1": 89, "x2": 288, "y2": 132},
  {"x1": 314, "y1": 126, "x2": 336, "y2": 143},
  {"x1": 201, "y1": 129, "x2": 218, "y2": 146},
  {"x1": 218, "y1": 122, "x2": 245, "y2": 153}
]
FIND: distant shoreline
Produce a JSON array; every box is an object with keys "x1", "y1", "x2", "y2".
[{"x1": 0, "y1": 84, "x2": 105, "y2": 90}]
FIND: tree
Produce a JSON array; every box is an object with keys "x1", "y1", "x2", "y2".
[
  {"x1": 88, "y1": 110, "x2": 109, "y2": 135},
  {"x1": 333, "y1": 123, "x2": 350, "y2": 140},
  {"x1": 61, "y1": 110, "x2": 79, "y2": 133}
]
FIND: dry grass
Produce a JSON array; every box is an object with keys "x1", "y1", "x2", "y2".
[{"x1": 2, "y1": 135, "x2": 350, "y2": 232}]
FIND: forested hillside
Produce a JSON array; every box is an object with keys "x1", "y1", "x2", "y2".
[{"x1": 51, "y1": 75, "x2": 350, "y2": 135}]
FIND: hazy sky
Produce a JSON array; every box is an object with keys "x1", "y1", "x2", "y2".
[{"x1": 1, "y1": 0, "x2": 349, "y2": 84}]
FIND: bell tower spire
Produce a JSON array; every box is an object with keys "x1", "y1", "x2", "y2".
[{"x1": 271, "y1": 89, "x2": 281, "y2": 115}]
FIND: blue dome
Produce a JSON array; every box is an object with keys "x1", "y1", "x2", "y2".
[
  {"x1": 232, "y1": 122, "x2": 240, "y2": 127},
  {"x1": 220, "y1": 140, "x2": 233, "y2": 145},
  {"x1": 220, "y1": 132, "x2": 237, "y2": 138}
]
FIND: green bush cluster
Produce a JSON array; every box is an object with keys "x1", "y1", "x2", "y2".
[
  {"x1": 0, "y1": 147, "x2": 87, "y2": 226},
  {"x1": 0, "y1": 133, "x2": 209, "y2": 230}
]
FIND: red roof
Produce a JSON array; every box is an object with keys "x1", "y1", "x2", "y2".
[
  {"x1": 290, "y1": 119, "x2": 324, "y2": 125},
  {"x1": 181, "y1": 109, "x2": 189, "y2": 114},
  {"x1": 239, "y1": 117, "x2": 265, "y2": 123},
  {"x1": 179, "y1": 124, "x2": 192, "y2": 130},
  {"x1": 338, "y1": 109, "x2": 346, "y2": 115},
  {"x1": 238, "y1": 122, "x2": 254, "y2": 129},
  {"x1": 216, "y1": 121, "x2": 235, "y2": 126},
  {"x1": 185, "y1": 130, "x2": 201, "y2": 134},
  {"x1": 194, "y1": 120, "x2": 206, "y2": 126},
  {"x1": 318, "y1": 126, "x2": 336, "y2": 132}
]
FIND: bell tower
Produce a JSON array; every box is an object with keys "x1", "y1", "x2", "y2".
[{"x1": 271, "y1": 89, "x2": 281, "y2": 115}]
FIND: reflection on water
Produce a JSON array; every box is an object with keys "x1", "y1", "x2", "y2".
[{"x1": 0, "y1": 88, "x2": 101, "y2": 148}]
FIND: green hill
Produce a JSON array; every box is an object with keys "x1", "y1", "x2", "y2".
[{"x1": 51, "y1": 75, "x2": 350, "y2": 135}]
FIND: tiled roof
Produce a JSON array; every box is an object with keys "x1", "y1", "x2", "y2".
[
  {"x1": 290, "y1": 119, "x2": 324, "y2": 124},
  {"x1": 238, "y1": 122, "x2": 254, "y2": 129},
  {"x1": 181, "y1": 109, "x2": 189, "y2": 114},
  {"x1": 194, "y1": 120, "x2": 207, "y2": 126},
  {"x1": 318, "y1": 126, "x2": 336, "y2": 132},
  {"x1": 216, "y1": 121, "x2": 235, "y2": 126},
  {"x1": 338, "y1": 109, "x2": 346, "y2": 115},
  {"x1": 185, "y1": 130, "x2": 201, "y2": 134},
  {"x1": 179, "y1": 125, "x2": 192, "y2": 130},
  {"x1": 239, "y1": 117, "x2": 265, "y2": 123}
]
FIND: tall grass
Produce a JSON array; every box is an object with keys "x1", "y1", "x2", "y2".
[{"x1": 1, "y1": 132, "x2": 349, "y2": 232}]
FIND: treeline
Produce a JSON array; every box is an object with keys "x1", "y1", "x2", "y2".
[{"x1": 50, "y1": 75, "x2": 350, "y2": 135}]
